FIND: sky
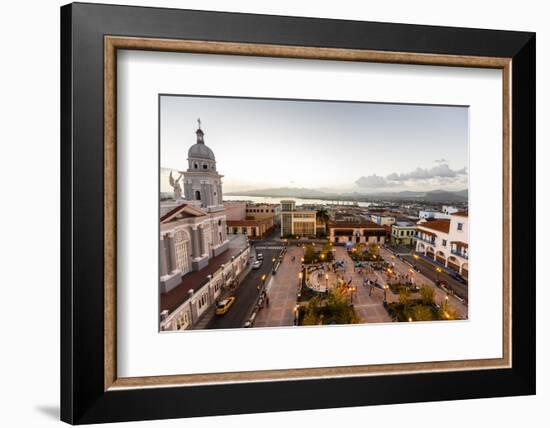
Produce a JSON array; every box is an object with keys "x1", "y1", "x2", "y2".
[{"x1": 160, "y1": 95, "x2": 468, "y2": 194}]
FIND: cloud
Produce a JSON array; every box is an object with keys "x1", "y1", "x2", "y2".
[
  {"x1": 434, "y1": 158, "x2": 448, "y2": 163},
  {"x1": 355, "y1": 174, "x2": 397, "y2": 189},
  {"x1": 387, "y1": 164, "x2": 467, "y2": 182},
  {"x1": 355, "y1": 164, "x2": 468, "y2": 189}
]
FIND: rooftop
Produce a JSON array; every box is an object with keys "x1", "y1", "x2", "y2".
[
  {"x1": 328, "y1": 219, "x2": 385, "y2": 230},
  {"x1": 417, "y1": 219, "x2": 451, "y2": 234}
]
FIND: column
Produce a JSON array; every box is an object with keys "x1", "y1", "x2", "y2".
[
  {"x1": 191, "y1": 227, "x2": 201, "y2": 259},
  {"x1": 160, "y1": 235, "x2": 168, "y2": 276},
  {"x1": 199, "y1": 225, "x2": 206, "y2": 256},
  {"x1": 167, "y1": 232, "x2": 177, "y2": 272}
]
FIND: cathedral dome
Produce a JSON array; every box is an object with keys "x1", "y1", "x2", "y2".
[
  {"x1": 187, "y1": 123, "x2": 216, "y2": 161},
  {"x1": 188, "y1": 142, "x2": 215, "y2": 160}
]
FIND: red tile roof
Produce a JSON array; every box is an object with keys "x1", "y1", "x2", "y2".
[
  {"x1": 453, "y1": 211, "x2": 468, "y2": 217},
  {"x1": 417, "y1": 219, "x2": 450, "y2": 234}
]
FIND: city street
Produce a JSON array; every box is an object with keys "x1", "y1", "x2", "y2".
[
  {"x1": 205, "y1": 242, "x2": 282, "y2": 330},
  {"x1": 400, "y1": 251, "x2": 468, "y2": 299}
]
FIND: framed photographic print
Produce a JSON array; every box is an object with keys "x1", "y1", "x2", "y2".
[{"x1": 60, "y1": 2, "x2": 536, "y2": 424}]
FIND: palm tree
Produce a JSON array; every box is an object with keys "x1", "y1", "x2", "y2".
[{"x1": 316, "y1": 208, "x2": 329, "y2": 227}]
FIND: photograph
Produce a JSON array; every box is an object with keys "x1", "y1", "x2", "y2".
[{"x1": 158, "y1": 95, "x2": 470, "y2": 331}]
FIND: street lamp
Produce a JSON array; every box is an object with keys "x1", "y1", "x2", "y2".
[
  {"x1": 436, "y1": 267, "x2": 442, "y2": 282},
  {"x1": 383, "y1": 284, "x2": 389, "y2": 305}
]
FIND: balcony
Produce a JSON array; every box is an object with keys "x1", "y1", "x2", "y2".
[
  {"x1": 451, "y1": 249, "x2": 468, "y2": 259},
  {"x1": 416, "y1": 235, "x2": 435, "y2": 245}
]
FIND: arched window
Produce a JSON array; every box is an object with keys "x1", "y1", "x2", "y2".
[
  {"x1": 203, "y1": 164, "x2": 208, "y2": 169},
  {"x1": 195, "y1": 190, "x2": 201, "y2": 200}
]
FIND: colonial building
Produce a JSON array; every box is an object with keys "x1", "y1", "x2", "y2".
[
  {"x1": 415, "y1": 211, "x2": 469, "y2": 277},
  {"x1": 328, "y1": 219, "x2": 386, "y2": 245},
  {"x1": 280, "y1": 200, "x2": 317, "y2": 238},
  {"x1": 224, "y1": 202, "x2": 277, "y2": 239},
  {"x1": 226, "y1": 217, "x2": 275, "y2": 239},
  {"x1": 391, "y1": 221, "x2": 417, "y2": 246},
  {"x1": 246, "y1": 203, "x2": 280, "y2": 224},
  {"x1": 370, "y1": 213, "x2": 396, "y2": 226},
  {"x1": 159, "y1": 120, "x2": 250, "y2": 331}
]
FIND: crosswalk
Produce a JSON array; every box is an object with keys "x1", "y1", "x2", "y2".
[{"x1": 254, "y1": 245, "x2": 286, "y2": 250}]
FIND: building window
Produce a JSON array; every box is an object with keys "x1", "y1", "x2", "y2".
[
  {"x1": 442, "y1": 239, "x2": 447, "y2": 247},
  {"x1": 194, "y1": 163, "x2": 198, "y2": 169},
  {"x1": 203, "y1": 164, "x2": 208, "y2": 169},
  {"x1": 195, "y1": 190, "x2": 201, "y2": 200},
  {"x1": 457, "y1": 223, "x2": 463, "y2": 230}
]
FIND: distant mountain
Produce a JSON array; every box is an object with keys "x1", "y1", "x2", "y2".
[
  {"x1": 225, "y1": 187, "x2": 331, "y2": 198},
  {"x1": 225, "y1": 187, "x2": 468, "y2": 202}
]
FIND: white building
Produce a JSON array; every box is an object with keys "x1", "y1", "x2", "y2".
[
  {"x1": 159, "y1": 121, "x2": 250, "y2": 331},
  {"x1": 415, "y1": 211, "x2": 469, "y2": 277},
  {"x1": 370, "y1": 213, "x2": 396, "y2": 226},
  {"x1": 418, "y1": 210, "x2": 450, "y2": 220}
]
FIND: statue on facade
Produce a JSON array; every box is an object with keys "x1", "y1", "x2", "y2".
[{"x1": 169, "y1": 170, "x2": 184, "y2": 199}]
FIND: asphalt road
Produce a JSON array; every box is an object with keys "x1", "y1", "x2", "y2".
[
  {"x1": 206, "y1": 242, "x2": 283, "y2": 330},
  {"x1": 401, "y1": 254, "x2": 468, "y2": 300}
]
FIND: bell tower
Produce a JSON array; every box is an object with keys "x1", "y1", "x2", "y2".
[{"x1": 183, "y1": 119, "x2": 224, "y2": 211}]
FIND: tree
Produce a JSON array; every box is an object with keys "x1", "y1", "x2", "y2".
[
  {"x1": 316, "y1": 208, "x2": 329, "y2": 227},
  {"x1": 301, "y1": 288, "x2": 359, "y2": 325},
  {"x1": 412, "y1": 305, "x2": 436, "y2": 321},
  {"x1": 420, "y1": 286, "x2": 435, "y2": 306},
  {"x1": 398, "y1": 287, "x2": 411, "y2": 306},
  {"x1": 302, "y1": 297, "x2": 322, "y2": 325},
  {"x1": 303, "y1": 244, "x2": 317, "y2": 264},
  {"x1": 368, "y1": 242, "x2": 379, "y2": 255}
]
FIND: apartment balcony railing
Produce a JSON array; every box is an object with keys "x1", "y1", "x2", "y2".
[
  {"x1": 416, "y1": 235, "x2": 436, "y2": 245},
  {"x1": 451, "y1": 249, "x2": 468, "y2": 259}
]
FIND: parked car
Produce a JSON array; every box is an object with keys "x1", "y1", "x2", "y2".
[
  {"x1": 215, "y1": 297, "x2": 236, "y2": 315},
  {"x1": 252, "y1": 260, "x2": 263, "y2": 269}
]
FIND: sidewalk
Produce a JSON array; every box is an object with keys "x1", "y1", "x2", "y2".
[{"x1": 253, "y1": 246, "x2": 302, "y2": 328}]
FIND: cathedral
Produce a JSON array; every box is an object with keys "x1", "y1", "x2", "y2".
[{"x1": 159, "y1": 120, "x2": 231, "y2": 294}]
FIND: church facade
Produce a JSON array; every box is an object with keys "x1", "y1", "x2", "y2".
[{"x1": 159, "y1": 121, "x2": 249, "y2": 331}]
